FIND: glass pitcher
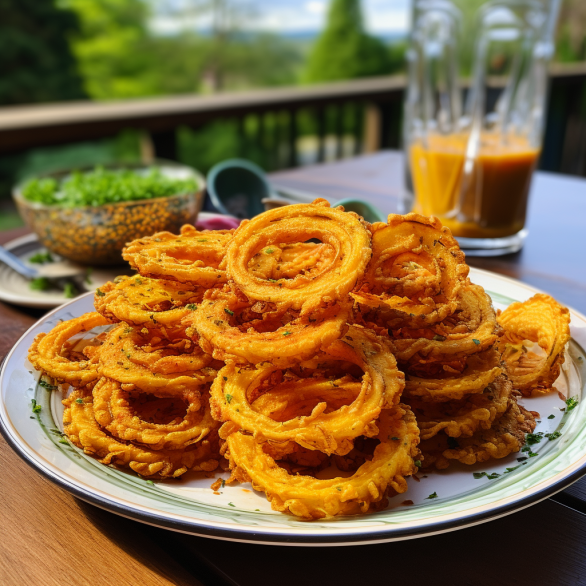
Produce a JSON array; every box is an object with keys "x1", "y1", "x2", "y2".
[{"x1": 404, "y1": 0, "x2": 561, "y2": 255}]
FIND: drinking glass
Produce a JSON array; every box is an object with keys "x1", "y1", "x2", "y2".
[{"x1": 404, "y1": 0, "x2": 561, "y2": 255}]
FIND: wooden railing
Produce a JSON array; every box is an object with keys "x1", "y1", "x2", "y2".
[{"x1": 0, "y1": 63, "x2": 585, "y2": 175}]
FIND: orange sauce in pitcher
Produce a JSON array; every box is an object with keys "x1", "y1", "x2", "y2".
[{"x1": 410, "y1": 134, "x2": 540, "y2": 238}]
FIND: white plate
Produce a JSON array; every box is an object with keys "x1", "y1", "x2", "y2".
[
  {"x1": 1, "y1": 267, "x2": 585, "y2": 546},
  {"x1": 0, "y1": 233, "x2": 129, "y2": 308}
]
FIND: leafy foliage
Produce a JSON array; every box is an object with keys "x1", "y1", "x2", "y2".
[
  {"x1": 304, "y1": 0, "x2": 393, "y2": 83},
  {"x1": 0, "y1": 0, "x2": 86, "y2": 105}
]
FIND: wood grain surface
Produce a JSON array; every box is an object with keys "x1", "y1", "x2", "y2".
[{"x1": 1, "y1": 153, "x2": 586, "y2": 586}]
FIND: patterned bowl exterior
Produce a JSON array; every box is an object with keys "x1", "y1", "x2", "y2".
[{"x1": 12, "y1": 166, "x2": 204, "y2": 266}]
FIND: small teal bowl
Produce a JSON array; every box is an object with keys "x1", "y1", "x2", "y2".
[{"x1": 335, "y1": 199, "x2": 386, "y2": 223}]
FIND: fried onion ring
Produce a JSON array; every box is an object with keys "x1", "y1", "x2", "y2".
[
  {"x1": 409, "y1": 375, "x2": 513, "y2": 440},
  {"x1": 123, "y1": 225, "x2": 232, "y2": 286},
  {"x1": 95, "y1": 275, "x2": 203, "y2": 335},
  {"x1": 352, "y1": 213, "x2": 469, "y2": 325},
  {"x1": 224, "y1": 405, "x2": 419, "y2": 519},
  {"x1": 92, "y1": 378, "x2": 217, "y2": 450},
  {"x1": 211, "y1": 325, "x2": 404, "y2": 455},
  {"x1": 28, "y1": 312, "x2": 109, "y2": 386},
  {"x1": 496, "y1": 294, "x2": 571, "y2": 395},
  {"x1": 385, "y1": 284, "x2": 499, "y2": 364},
  {"x1": 63, "y1": 388, "x2": 219, "y2": 477},
  {"x1": 419, "y1": 399, "x2": 536, "y2": 469},
  {"x1": 186, "y1": 288, "x2": 349, "y2": 366},
  {"x1": 225, "y1": 199, "x2": 371, "y2": 313},
  {"x1": 403, "y1": 348, "x2": 502, "y2": 402},
  {"x1": 97, "y1": 324, "x2": 215, "y2": 401}
]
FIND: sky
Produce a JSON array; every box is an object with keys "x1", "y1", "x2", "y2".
[{"x1": 151, "y1": 0, "x2": 411, "y2": 36}]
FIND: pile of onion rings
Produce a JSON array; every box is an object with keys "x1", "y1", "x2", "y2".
[{"x1": 27, "y1": 200, "x2": 571, "y2": 513}]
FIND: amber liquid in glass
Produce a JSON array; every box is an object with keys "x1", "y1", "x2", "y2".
[{"x1": 410, "y1": 134, "x2": 540, "y2": 239}]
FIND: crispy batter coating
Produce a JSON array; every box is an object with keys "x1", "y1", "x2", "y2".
[
  {"x1": 409, "y1": 375, "x2": 513, "y2": 440},
  {"x1": 403, "y1": 348, "x2": 502, "y2": 402},
  {"x1": 497, "y1": 294, "x2": 571, "y2": 395},
  {"x1": 225, "y1": 199, "x2": 372, "y2": 313},
  {"x1": 123, "y1": 225, "x2": 233, "y2": 286},
  {"x1": 63, "y1": 389, "x2": 219, "y2": 477},
  {"x1": 94, "y1": 275, "x2": 203, "y2": 336},
  {"x1": 211, "y1": 325, "x2": 404, "y2": 455},
  {"x1": 28, "y1": 312, "x2": 109, "y2": 386},
  {"x1": 185, "y1": 287, "x2": 349, "y2": 366},
  {"x1": 419, "y1": 400, "x2": 536, "y2": 469},
  {"x1": 224, "y1": 406, "x2": 420, "y2": 519},
  {"x1": 92, "y1": 378, "x2": 218, "y2": 450},
  {"x1": 352, "y1": 213, "x2": 469, "y2": 326}
]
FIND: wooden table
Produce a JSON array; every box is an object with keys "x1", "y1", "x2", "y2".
[{"x1": 1, "y1": 151, "x2": 586, "y2": 586}]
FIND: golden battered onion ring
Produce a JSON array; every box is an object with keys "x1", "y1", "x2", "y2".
[
  {"x1": 63, "y1": 389, "x2": 219, "y2": 477},
  {"x1": 496, "y1": 294, "x2": 571, "y2": 394},
  {"x1": 410, "y1": 375, "x2": 513, "y2": 440},
  {"x1": 225, "y1": 199, "x2": 371, "y2": 313},
  {"x1": 186, "y1": 288, "x2": 349, "y2": 366},
  {"x1": 403, "y1": 348, "x2": 502, "y2": 402},
  {"x1": 248, "y1": 242, "x2": 336, "y2": 281},
  {"x1": 94, "y1": 275, "x2": 203, "y2": 335},
  {"x1": 352, "y1": 213, "x2": 468, "y2": 325},
  {"x1": 386, "y1": 284, "x2": 498, "y2": 364},
  {"x1": 92, "y1": 378, "x2": 217, "y2": 450},
  {"x1": 98, "y1": 324, "x2": 215, "y2": 400},
  {"x1": 28, "y1": 312, "x2": 109, "y2": 386},
  {"x1": 225, "y1": 406, "x2": 419, "y2": 519},
  {"x1": 122, "y1": 225, "x2": 233, "y2": 287},
  {"x1": 211, "y1": 325, "x2": 404, "y2": 455},
  {"x1": 419, "y1": 399, "x2": 535, "y2": 469}
]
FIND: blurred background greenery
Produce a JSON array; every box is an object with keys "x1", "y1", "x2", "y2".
[{"x1": 0, "y1": 0, "x2": 584, "y2": 229}]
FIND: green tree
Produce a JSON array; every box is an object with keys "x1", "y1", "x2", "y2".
[
  {"x1": 304, "y1": 0, "x2": 392, "y2": 83},
  {"x1": 0, "y1": 0, "x2": 86, "y2": 105}
]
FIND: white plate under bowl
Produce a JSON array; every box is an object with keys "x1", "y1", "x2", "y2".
[
  {"x1": 1, "y1": 267, "x2": 585, "y2": 546},
  {"x1": 0, "y1": 233, "x2": 130, "y2": 309}
]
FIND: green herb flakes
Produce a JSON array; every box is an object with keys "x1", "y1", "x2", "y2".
[
  {"x1": 545, "y1": 431, "x2": 561, "y2": 441},
  {"x1": 31, "y1": 399, "x2": 41, "y2": 414},
  {"x1": 426, "y1": 492, "x2": 438, "y2": 499},
  {"x1": 225, "y1": 394, "x2": 233, "y2": 404},
  {"x1": 38, "y1": 379, "x2": 57, "y2": 391},
  {"x1": 30, "y1": 277, "x2": 50, "y2": 291},
  {"x1": 29, "y1": 251, "x2": 53, "y2": 264},
  {"x1": 547, "y1": 414, "x2": 555, "y2": 419},
  {"x1": 565, "y1": 396, "x2": 579, "y2": 412},
  {"x1": 75, "y1": 398, "x2": 84, "y2": 404},
  {"x1": 472, "y1": 339, "x2": 481, "y2": 345},
  {"x1": 224, "y1": 308, "x2": 234, "y2": 316},
  {"x1": 63, "y1": 282, "x2": 76, "y2": 299}
]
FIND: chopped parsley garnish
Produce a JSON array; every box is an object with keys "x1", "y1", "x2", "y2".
[
  {"x1": 38, "y1": 379, "x2": 57, "y2": 391},
  {"x1": 472, "y1": 339, "x2": 481, "y2": 345},
  {"x1": 228, "y1": 502, "x2": 235, "y2": 507},
  {"x1": 268, "y1": 278, "x2": 278, "y2": 283},
  {"x1": 517, "y1": 457, "x2": 527, "y2": 462},
  {"x1": 186, "y1": 304, "x2": 198, "y2": 310},
  {"x1": 225, "y1": 394, "x2": 233, "y2": 404},
  {"x1": 336, "y1": 487, "x2": 342, "y2": 491},
  {"x1": 426, "y1": 492, "x2": 438, "y2": 499},
  {"x1": 31, "y1": 399, "x2": 41, "y2": 414},
  {"x1": 414, "y1": 460, "x2": 422, "y2": 468},
  {"x1": 545, "y1": 431, "x2": 562, "y2": 441},
  {"x1": 528, "y1": 451, "x2": 538, "y2": 458},
  {"x1": 146, "y1": 480, "x2": 155, "y2": 486},
  {"x1": 58, "y1": 438, "x2": 69, "y2": 445},
  {"x1": 283, "y1": 331, "x2": 292, "y2": 336},
  {"x1": 30, "y1": 277, "x2": 50, "y2": 291},
  {"x1": 29, "y1": 251, "x2": 54, "y2": 264},
  {"x1": 75, "y1": 398, "x2": 84, "y2": 404},
  {"x1": 96, "y1": 288, "x2": 105, "y2": 297},
  {"x1": 265, "y1": 248, "x2": 274, "y2": 254},
  {"x1": 221, "y1": 479, "x2": 226, "y2": 489},
  {"x1": 224, "y1": 308, "x2": 234, "y2": 316},
  {"x1": 505, "y1": 466, "x2": 520, "y2": 473},
  {"x1": 63, "y1": 282, "x2": 76, "y2": 299},
  {"x1": 473, "y1": 471, "x2": 500, "y2": 480},
  {"x1": 197, "y1": 239, "x2": 208, "y2": 242},
  {"x1": 565, "y1": 397, "x2": 579, "y2": 412},
  {"x1": 547, "y1": 414, "x2": 555, "y2": 419},
  {"x1": 223, "y1": 376, "x2": 228, "y2": 381},
  {"x1": 525, "y1": 432, "x2": 544, "y2": 445},
  {"x1": 390, "y1": 437, "x2": 399, "y2": 441}
]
